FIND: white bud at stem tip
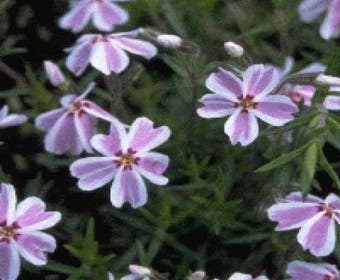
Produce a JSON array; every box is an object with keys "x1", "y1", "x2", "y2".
[
  {"x1": 224, "y1": 41, "x2": 244, "y2": 57},
  {"x1": 156, "y1": 34, "x2": 183, "y2": 48}
]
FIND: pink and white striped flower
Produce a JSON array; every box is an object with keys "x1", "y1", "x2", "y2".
[
  {"x1": 35, "y1": 83, "x2": 118, "y2": 155},
  {"x1": 0, "y1": 105, "x2": 27, "y2": 129},
  {"x1": 267, "y1": 192, "x2": 340, "y2": 257},
  {"x1": 70, "y1": 117, "x2": 170, "y2": 208},
  {"x1": 197, "y1": 64, "x2": 298, "y2": 146},
  {"x1": 0, "y1": 183, "x2": 61, "y2": 280},
  {"x1": 59, "y1": 0, "x2": 129, "y2": 33},
  {"x1": 287, "y1": 261, "x2": 339, "y2": 280},
  {"x1": 298, "y1": 0, "x2": 340, "y2": 40},
  {"x1": 65, "y1": 31, "x2": 157, "y2": 76},
  {"x1": 43, "y1": 60, "x2": 66, "y2": 87},
  {"x1": 228, "y1": 272, "x2": 268, "y2": 280}
]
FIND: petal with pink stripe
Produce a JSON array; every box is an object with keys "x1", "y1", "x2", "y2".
[
  {"x1": 0, "y1": 243, "x2": 20, "y2": 280},
  {"x1": 267, "y1": 202, "x2": 319, "y2": 230},
  {"x1": 297, "y1": 212, "x2": 336, "y2": 256},
  {"x1": 15, "y1": 231, "x2": 56, "y2": 266},
  {"x1": 15, "y1": 197, "x2": 61, "y2": 231},
  {"x1": 110, "y1": 169, "x2": 147, "y2": 208},
  {"x1": 0, "y1": 183, "x2": 16, "y2": 225},
  {"x1": 224, "y1": 110, "x2": 259, "y2": 146},
  {"x1": 127, "y1": 117, "x2": 170, "y2": 153},
  {"x1": 137, "y1": 152, "x2": 169, "y2": 185},
  {"x1": 92, "y1": 1, "x2": 128, "y2": 31},
  {"x1": 252, "y1": 95, "x2": 298, "y2": 126},
  {"x1": 197, "y1": 93, "x2": 237, "y2": 118}
]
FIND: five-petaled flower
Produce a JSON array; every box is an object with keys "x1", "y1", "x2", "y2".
[
  {"x1": 66, "y1": 31, "x2": 157, "y2": 76},
  {"x1": 70, "y1": 117, "x2": 170, "y2": 208},
  {"x1": 267, "y1": 192, "x2": 340, "y2": 257},
  {"x1": 228, "y1": 272, "x2": 269, "y2": 280},
  {"x1": 0, "y1": 105, "x2": 27, "y2": 129},
  {"x1": 298, "y1": 0, "x2": 340, "y2": 40},
  {"x1": 35, "y1": 83, "x2": 118, "y2": 155},
  {"x1": 286, "y1": 260, "x2": 340, "y2": 280},
  {"x1": 275, "y1": 57, "x2": 326, "y2": 107},
  {"x1": 0, "y1": 183, "x2": 61, "y2": 280},
  {"x1": 197, "y1": 64, "x2": 298, "y2": 146},
  {"x1": 59, "y1": 0, "x2": 129, "y2": 33}
]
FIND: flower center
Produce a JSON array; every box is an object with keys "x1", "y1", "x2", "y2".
[
  {"x1": 114, "y1": 149, "x2": 140, "y2": 170},
  {"x1": 238, "y1": 95, "x2": 257, "y2": 110},
  {"x1": 0, "y1": 222, "x2": 20, "y2": 243},
  {"x1": 68, "y1": 101, "x2": 82, "y2": 113},
  {"x1": 318, "y1": 204, "x2": 336, "y2": 218}
]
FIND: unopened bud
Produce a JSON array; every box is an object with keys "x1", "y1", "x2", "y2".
[
  {"x1": 43, "y1": 60, "x2": 66, "y2": 87},
  {"x1": 129, "y1": 265, "x2": 151, "y2": 276},
  {"x1": 188, "y1": 271, "x2": 206, "y2": 280},
  {"x1": 315, "y1": 74, "x2": 340, "y2": 87},
  {"x1": 157, "y1": 34, "x2": 183, "y2": 48},
  {"x1": 224, "y1": 41, "x2": 244, "y2": 57}
]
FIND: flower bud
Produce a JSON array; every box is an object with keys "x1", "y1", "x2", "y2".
[
  {"x1": 224, "y1": 41, "x2": 244, "y2": 57},
  {"x1": 129, "y1": 264, "x2": 151, "y2": 276},
  {"x1": 43, "y1": 60, "x2": 66, "y2": 87},
  {"x1": 315, "y1": 74, "x2": 340, "y2": 86},
  {"x1": 156, "y1": 34, "x2": 183, "y2": 48}
]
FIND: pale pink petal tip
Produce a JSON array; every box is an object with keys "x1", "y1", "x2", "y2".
[
  {"x1": 0, "y1": 105, "x2": 27, "y2": 128},
  {"x1": 43, "y1": 60, "x2": 66, "y2": 87},
  {"x1": 323, "y1": 95, "x2": 340, "y2": 110},
  {"x1": 287, "y1": 260, "x2": 339, "y2": 280}
]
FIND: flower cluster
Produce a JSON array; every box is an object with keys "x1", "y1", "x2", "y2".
[{"x1": 1, "y1": 0, "x2": 340, "y2": 278}]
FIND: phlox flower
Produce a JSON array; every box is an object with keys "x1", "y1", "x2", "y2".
[
  {"x1": 275, "y1": 57, "x2": 326, "y2": 107},
  {"x1": 287, "y1": 260, "x2": 339, "y2": 280},
  {"x1": 0, "y1": 105, "x2": 27, "y2": 129},
  {"x1": 70, "y1": 117, "x2": 170, "y2": 208},
  {"x1": 0, "y1": 183, "x2": 61, "y2": 280},
  {"x1": 43, "y1": 60, "x2": 66, "y2": 87},
  {"x1": 228, "y1": 272, "x2": 268, "y2": 280},
  {"x1": 65, "y1": 31, "x2": 157, "y2": 76},
  {"x1": 298, "y1": 0, "x2": 340, "y2": 40},
  {"x1": 267, "y1": 192, "x2": 340, "y2": 257},
  {"x1": 35, "y1": 83, "x2": 118, "y2": 155},
  {"x1": 197, "y1": 64, "x2": 298, "y2": 146},
  {"x1": 121, "y1": 264, "x2": 152, "y2": 280},
  {"x1": 59, "y1": 0, "x2": 129, "y2": 33}
]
